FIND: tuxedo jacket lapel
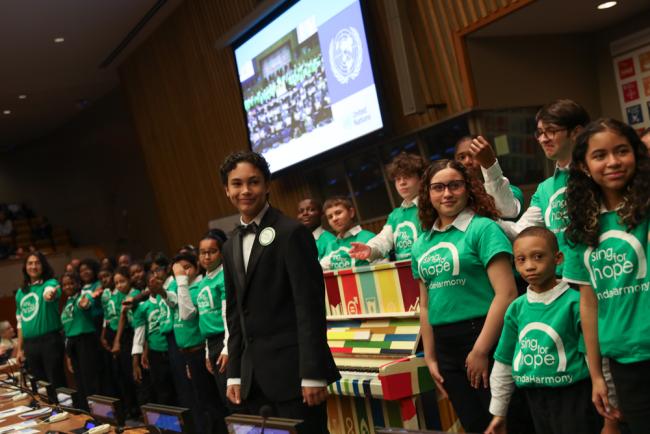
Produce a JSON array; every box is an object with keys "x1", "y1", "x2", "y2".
[{"x1": 232, "y1": 230, "x2": 247, "y2": 299}]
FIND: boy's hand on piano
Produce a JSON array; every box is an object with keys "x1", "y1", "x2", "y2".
[
  {"x1": 484, "y1": 416, "x2": 506, "y2": 434},
  {"x1": 227, "y1": 384, "x2": 241, "y2": 405},
  {"x1": 302, "y1": 386, "x2": 328, "y2": 406},
  {"x1": 466, "y1": 348, "x2": 489, "y2": 389},
  {"x1": 349, "y1": 243, "x2": 371, "y2": 260},
  {"x1": 425, "y1": 358, "x2": 447, "y2": 398}
]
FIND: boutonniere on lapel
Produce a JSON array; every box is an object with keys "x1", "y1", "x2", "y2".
[{"x1": 258, "y1": 227, "x2": 276, "y2": 246}]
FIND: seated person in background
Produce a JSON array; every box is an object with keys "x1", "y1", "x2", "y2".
[
  {"x1": 0, "y1": 321, "x2": 16, "y2": 364},
  {"x1": 297, "y1": 198, "x2": 336, "y2": 260},
  {"x1": 485, "y1": 227, "x2": 601, "y2": 434},
  {"x1": 349, "y1": 152, "x2": 425, "y2": 262},
  {"x1": 0, "y1": 210, "x2": 15, "y2": 259},
  {"x1": 455, "y1": 135, "x2": 524, "y2": 220},
  {"x1": 320, "y1": 196, "x2": 376, "y2": 270}
]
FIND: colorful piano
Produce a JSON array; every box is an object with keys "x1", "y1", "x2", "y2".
[{"x1": 324, "y1": 260, "x2": 461, "y2": 433}]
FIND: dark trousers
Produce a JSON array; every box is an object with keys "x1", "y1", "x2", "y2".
[
  {"x1": 206, "y1": 334, "x2": 232, "y2": 412},
  {"x1": 523, "y1": 379, "x2": 602, "y2": 434},
  {"x1": 243, "y1": 377, "x2": 328, "y2": 434},
  {"x1": 433, "y1": 317, "x2": 491, "y2": 433},
  {"x1": 182, "y1": 346, "x2": 227, "y2": 434},
  {"x1": 609, "y1": 358, "x2": 650, "y2": 434},
  {"x1": 148, "y1": 349, "x2": 176, "y2": 406},
  {"x1": 106, "y1": 327, "x2": 138, "y2": 416},
  {"x1": 23, "y1": 330, "x2": 66, "y2": 387},
  {"x1": 95, "y1": 318, "x2": 118, "y2": 397},
  {"x1": 66, "y1": 332, "x2": 100, "y2": 407},
  {"x1": 164, "y1": 333, "x2": 196, "y2": 411}
]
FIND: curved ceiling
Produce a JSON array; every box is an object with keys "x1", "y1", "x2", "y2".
[{"x1": 0, "y1": 0, "x2": 183, "y2": 151}]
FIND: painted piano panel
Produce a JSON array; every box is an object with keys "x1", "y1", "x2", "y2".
[{"x1": 325, "y1": 261, "x2": 460, "y2": 433}]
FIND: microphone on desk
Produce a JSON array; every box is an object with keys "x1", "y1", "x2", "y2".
[{"x1": 259, "y1": 405, "x2": 273, "y2": 434}]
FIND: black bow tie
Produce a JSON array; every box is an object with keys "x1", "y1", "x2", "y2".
[{"x1": 238, "y1": 222, "x2": 259, "y2": 235}]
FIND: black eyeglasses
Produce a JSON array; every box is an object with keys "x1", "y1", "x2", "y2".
[
  {"x1": 534, "y1": 127, "x2": 567, "y2": 140},
  {"x1": 429, "y1": 180, "x2": 466, "y2": 193}
]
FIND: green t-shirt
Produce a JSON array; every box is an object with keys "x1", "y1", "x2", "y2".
[
  {"x1": 133, "y1": 295, "x2": 169, "y2": 352},
  {"x1": 321, "y1": 226, "x2": 375, "y2": 270},
  {"x1": 385, "y1": 203, "x2": 423, "y2": 260},
  {"x1": 173, "y1": 277, "x2": 204, "y2": 349},
  {"x1": 508, "y1": 185, "x2": 525, "y2": 221},
  {"x1": 16, "y1": 279, "x2": 62, "y2": 339},
  {"x1": 314, "y1": 227, "x2": 336, "y2": 260},
  {"x1": 107, "y1": 288, "x2": 140, "y2": 331},
  {"x1": 494, "y1": 284, "x2": 589, "y2": 388},
  {"x1": 61, "y1": 291, "x2": 95, "y2": 337},
  {"x1": 81, "y1": 281, "x2": 103, "y2": 319},
  {"x1": 101, "y1": 288, "x2": 113, "y2": 319},
  {"x1": 411, "y1": 210, "x2": 512, "y2": 325},
  {"x1": 159, "y1": 278, "x2": 176, "y2": 335},
  {"x1": 563, "y1": 211, "x2": 650, "y2": 364},
  {"x1": 529, "y1": 169, "x2": 569, "y2": 275},
  {"x1": 192, "y1": 268, "x2": 226, "y2": 338}
]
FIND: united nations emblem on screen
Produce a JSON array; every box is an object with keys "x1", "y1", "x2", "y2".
[{"x1": 329, "y1": 27, "x2": 363, "y2": 84}]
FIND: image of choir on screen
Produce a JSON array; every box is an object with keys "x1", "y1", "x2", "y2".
[
  {"x1": 242, "y1": 34, "x2": 334, "y2": 154},
  {"x1": 8, "y1": 100, "x2": 650, "y2": 434}
]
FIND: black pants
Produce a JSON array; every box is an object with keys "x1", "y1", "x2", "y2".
[
  {"x1": 523, "y1": 379, "x2": 602, "y2": 434},
  {"x1": 96, "y1": 319, "x2": 118, "y2": 397},
  {"x1": 164, "y1": 333, "x2": 196, "y2": 411},
  {"x1": 182, "y1": 346, "x2": 227, "y2": 434},
  {"x1": 148, "y1": 349, "x2": 176, "y2": 405},
  {"x1": 206, "y1": 334, "x2": 232, "y2": 412},
  {"x1": 66, "y1": 332, "x2": 100, "y2": 407},
  {"x1": 243, "y1": 377, "x2": 328, "y2": 434},
  {"x1": 23, "y1": 330, "x2": 66, "y2": 387},
  {"x1": 433, "y1": 317, "x2": 491, "y2": 433},
  {"x1": 609, "y1": 358, "x2": 650, "y2": 434},
  {"x1": 106, "y1": 327, "x2": 138, "y2": 416}
]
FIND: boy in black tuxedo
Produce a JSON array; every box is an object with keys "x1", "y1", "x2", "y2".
[{"x1": 219, "y1": 151, "x2": 339, "y2": 433}]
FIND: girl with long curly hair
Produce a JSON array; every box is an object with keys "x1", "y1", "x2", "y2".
[
  {"x1": 410, "y1": 159, "x2": 517, "y2": 432},
  {"x1": 563, "y1": 118, "x2": 650, "y2": 433}
]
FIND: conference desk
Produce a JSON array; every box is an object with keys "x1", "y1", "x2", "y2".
[{"x1": 0, "y1": 386, "x2": 148, "y2": 434}]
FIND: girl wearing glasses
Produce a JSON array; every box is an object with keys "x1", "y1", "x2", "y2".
[
  {"x1": 411, "y1": 159, "x2": 517, "y2": 432},
  {"x1": 564, "y1": 118, "x2": 650, "y2": 433}
]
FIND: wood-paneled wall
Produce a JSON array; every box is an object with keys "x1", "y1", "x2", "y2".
[{"x1": 119, "y1": 0, "x2": 532, "y2": 250}]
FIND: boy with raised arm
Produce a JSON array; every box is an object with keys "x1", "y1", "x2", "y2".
[{"x1": 470, "y1": 99, "x2": 590, "y2": 275}]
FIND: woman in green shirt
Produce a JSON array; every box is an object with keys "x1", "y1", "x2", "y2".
[
  {"x1": 564, "y1": 118, "x2": 650, "y2": 433},
  {"x1": 411, "y1": 160, "x2": 517, "y2": 432},
  {"x1": 60, "y1": 270, "x2": 99, "y2": 406},
  {"x1": 15, "y1": 252, "x2": 66, "y2": 387}
]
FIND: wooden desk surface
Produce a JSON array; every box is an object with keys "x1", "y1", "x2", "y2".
[{"x1": 0, "y1": 386, "x2": 148, "y2": 433}]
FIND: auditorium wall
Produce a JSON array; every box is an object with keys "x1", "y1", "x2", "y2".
[
  {"x1": 467, "y1": 34, "x2": 601, "y2": 116},
  {"x1": 119, "y1": 0, "x2": 527, "y2": 249},
  {"x1": 0, "y1": 90, "x2": 167, "y2": 256}
]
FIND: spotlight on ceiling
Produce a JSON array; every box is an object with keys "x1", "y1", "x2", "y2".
[
  {"x1": 54, "y1": 37, "x2": 65, "y2": 43},
  {"x1": 597, "y1": 1, "x2": 617, "y2": 10},
  {"x1": 2, "y1": 110, "x2": 11, "y2": 115},
  {"x1": 18, "y1": 95, "x2": 27, "y2": 100}
]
